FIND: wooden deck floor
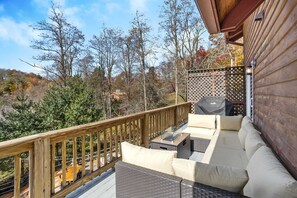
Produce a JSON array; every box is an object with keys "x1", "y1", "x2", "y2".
[{"x1": 66, "y1": 151, "x2": 203, "y2": 198}]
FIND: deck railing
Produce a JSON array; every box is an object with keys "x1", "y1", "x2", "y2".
[{"x1": 0, "y1": 102, "x2": 191, "y2": 198}]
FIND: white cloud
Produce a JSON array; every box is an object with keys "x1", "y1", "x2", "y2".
[
  {"x1": 106, "y1": 2, "x2": 121, "y2": 14},
  {"x1": 64, "y1": 6, "x2": 83, "y2": 28},
  {"x1": 129, "y1": 0, "x2": 148, "y2": 13},
  {"x1": 0, "y1": 17, "x2": 38, "y2": 46}
]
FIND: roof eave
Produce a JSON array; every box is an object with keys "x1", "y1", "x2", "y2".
[{"x1": 194, "y1": 0, "x2": 220, "y2": 34}]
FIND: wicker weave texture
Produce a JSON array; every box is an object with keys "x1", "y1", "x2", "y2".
[
  {"x1": 190, "y1": 137, "x2": 210, "y2": 153},
  {"x1": 116, "y1": 161, "x2": 181, "y2": 198},
  {"x1": 187, "y1": 67, "x2": 246, "y2": 115},
  {"x1": 181, "y1": 180, "x2": 246, "y2": 198}
]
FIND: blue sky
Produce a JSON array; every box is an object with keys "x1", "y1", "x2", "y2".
[{"x1": 0, "y1": 0, "x2": 207, "y2": 74}]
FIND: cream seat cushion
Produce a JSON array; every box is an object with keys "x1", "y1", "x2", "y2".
[
  {"x1": 187, "y1": 114, "x2": 216, "y2": 129},
  {"x1": 215, "y1": 130, "x2": 242, "y2": 150},
  {"x1": 244, "y1": 146, "x2": 297, "y2": 198},
  {"x1": 172, "y1": 158, "x2": 248, "y2": 193},
  {"x1": 182, "y1": 127, "x2": 215, "y2": 140},
  {"x1": 121, "y1": 142, "x2": 177, "y2": 175},
  {"x1": 217, "y1": 115, "x2": 243, "y2": 131},
  {"x1": 208, "y1": 147, "x2": 248, "y2": 169},
  {"x1": 202, "y1": 131, "x2": 248, "y2": 169}
]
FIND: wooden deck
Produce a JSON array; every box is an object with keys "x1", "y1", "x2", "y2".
[
  {"x1": 66, "y1": 151, "x2": 204, "y2": 198},
  {"x1": 66, "y1": 124, "x2": 204, "y2": 198}
]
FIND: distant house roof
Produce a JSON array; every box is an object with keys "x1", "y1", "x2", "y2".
[{"x1": 194, "y1": 0, "x2": 263, "y2": 42}]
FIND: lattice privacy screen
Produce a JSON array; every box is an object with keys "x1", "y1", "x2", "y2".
[{"x1": 187, "y1": 66, "x2": 246, "y2": 115}]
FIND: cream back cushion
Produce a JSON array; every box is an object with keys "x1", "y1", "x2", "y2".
[
  {"x1": 238, "y1": 127, "x2": 248, "y2": 149},
  {"x1": 187, "y1": 114, "x2": 216, "y2": 129},
  {"x1": 245, "y1": 130, "x2": 266, "y2": 159},
  {"x1": 241, "y1": 116, "x2": 251, "y2": 127},
  {"x1": 172, "y1": 158, "x2": 248, "y2": 193},
  {"x1": 238, "y1": 122, "x2": 259, "y2": 149},
  {"x1": 217, "y1": 115, "x2": 243, "y2": 131},
  {"x1": 121, "y1": 142, "x2": 177, "y2": 175},
  {"x1": 244, "y1": 146, "x2": 297, "y2": 198}
]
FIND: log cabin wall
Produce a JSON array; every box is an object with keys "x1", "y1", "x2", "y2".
[{"x1": 243, "y1": 0, "x2": 297, "y2": 178}]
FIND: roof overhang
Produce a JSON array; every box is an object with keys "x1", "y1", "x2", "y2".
[
  {"x1": 194, "y1": 0, "x2": 220, "y2": 34},
  {"x1": 195, "y1": 0, "x2": 264, "y2": 42}
]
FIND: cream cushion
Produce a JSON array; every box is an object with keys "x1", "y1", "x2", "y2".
[
  {"x1": 121, "y1": 142, "x2": 177, "y2": 175},
  {"x1": 202, "y1": 131, "x2": 248, "y2": 169},
  {"x1": 182, "y1": 127, "x2": 215, "y2": 140},
  {"x1": 245, "y1": 131, "x2": 266, "y2": 159},
  {"x1": 238, "y1": 126, "x2": 248, "y2": 149},
  {"x1": 241, "y1": 116, "x2": 251, "y2": 127},
  {"x1": 208, "y1": 146, "x2": 248, "y2": 169},
  {"x1": 187, "y1": 114, "x2": 216, "y2": 129},
  {"x1": 217, "y1": 115, "x2": 243, "y2": 131},
  {"x1": 243, "y1": 122, "x2": 261, "y2": 134},
  {"x1": 244, "y1": 146, "x2": 297, "y2": 198},
  {"x1": 172, "y1": 158, "x2": 248, "y2": 193}
]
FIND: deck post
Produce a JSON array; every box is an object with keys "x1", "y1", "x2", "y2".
[
  {"x1": 141, "y1": 114, "x2": 150, "y2": 148},
  {"x1": 174, "y1": 106, "x2": 178, "y2": 127},
  {"x1": 33, "y1": 138, "x2": 51, "y2": 198}
]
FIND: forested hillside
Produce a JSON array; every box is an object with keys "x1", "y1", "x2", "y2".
[{"x1": 0, "y1": 0, "x2": 243, "y2": 143}]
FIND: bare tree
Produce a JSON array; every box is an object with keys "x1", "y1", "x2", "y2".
[
  {"x1": 160, "y1": 0, "x2": 205, "y2": 103},
  {"x1": 159, "y1": 0, "x2": 182, "y2": 104},
  {"x1": 117, "y1": 33, "x2": 137, "y2": 114},
  {"x1": 89, "y1": 26, "x2": 122, "y2": 119},
  {"x1": 30, "y1": 3, "x2": 84, "y2": 86},
  {"x1": 131, "y1": 12, "x2": 154, "y2": 111}
]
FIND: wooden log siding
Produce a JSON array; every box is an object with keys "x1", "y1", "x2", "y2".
[
  {"x1": 0, "y1": 102, "x2": 191, "y2": 197},
  {"x1": 243, "y1": 0, "x2": 297, "y2": 179}
]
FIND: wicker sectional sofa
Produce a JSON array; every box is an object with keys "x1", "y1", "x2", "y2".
[{"x1": 115, "y1": 115, "x2": 297, "y2": 198}]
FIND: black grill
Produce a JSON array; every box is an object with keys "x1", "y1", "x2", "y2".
[{"x1": 195, "y1": 96, "x2": 234, "y2": 115}]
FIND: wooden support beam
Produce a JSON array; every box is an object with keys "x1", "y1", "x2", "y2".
[
  {"x1": 14, "y1": 154, "x2": 21, "y2": 198},
  {"x1": 51, "y1": 143, "x2": 56, "y2": 194},
  {"x1": 221, "y1": 0, "x2": 264, "y2": 32},
  {"x1": 34, "y1": 138, "x2": 51, "y2": 198},
  {"x1": 72, "y1": 137, "x2": 77, "y2": 181},
  {"x1": 81, "y1": 135, "x2": 86, "y2": 177},
  {"x1": 61, "y1": 140, "x2": 66, "y2": 188}
]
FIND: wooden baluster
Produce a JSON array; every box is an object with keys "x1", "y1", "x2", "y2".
[
  {"x1": 131, "y1": 121, "x2": 135, "y2": 145},
  {"x1": 115, "y1": 125, "x2": 119, "y2": 158},
  {"x1": 14, "y1": 154, "x2": 21, "y2": 198},
  {"x1": 81, "y1": 135, "x2": 86, "y2": 177},
  {"x1": 128, "y1": 121, "x2": 131, "y2": 143},
  {"x1": 29, "y1": 150, "x2": 34, "y2": 197},
  {"x1": 152, "y1": 115, "x2": 155, "y2": 137},
  {"x1": 97, "y1": 130, "x2": 101, "y2": 169},
  {"x1": 119, "y1": 124, "x2": 123, "y2": 156},
  {"x1": 90, "y1": 133, "x2": 94, "y2": 172},
  {"x1": 109, "y1": 127, "x2": 113, "y2": 162},
  {"x1": 104, "y1": 128, "x2": 107, "y2": 166},
  {"x1": 62, "y1": 140, "x2": 67, "y2": 188},
  {"x1": 132, "y1": 120, "x2": 136, "y2": 145},
  {"x1": 142, "y1": 114, "x2": 150, "y2": 147},
  {"x1": 73, "y1": 137, "x2": 77, "y2": 181},
  {"x1": 122, "y1": 123, "x2": 126, "y2": 141},
  {"x1": 136, "y1": 120, "x2": 140, "y2": 145},
  {"x1": 157, "y1": 112, "x2": 162, "y2": 135},
  {"x1": 51, "y1": 143, "x2": 56, "y2": 194}
]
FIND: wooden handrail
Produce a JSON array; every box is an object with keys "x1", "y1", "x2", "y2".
[{"x1": 0, "y1": 102, "x2": 191, "y2": 197}]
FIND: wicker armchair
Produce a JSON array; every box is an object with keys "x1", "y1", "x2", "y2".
[
  {"x1": 115, "y1": 161, "x2": 181, "y2": 198},
  {"x1": 115, "y1": 161, "x2": 246, "y2": 198}
]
